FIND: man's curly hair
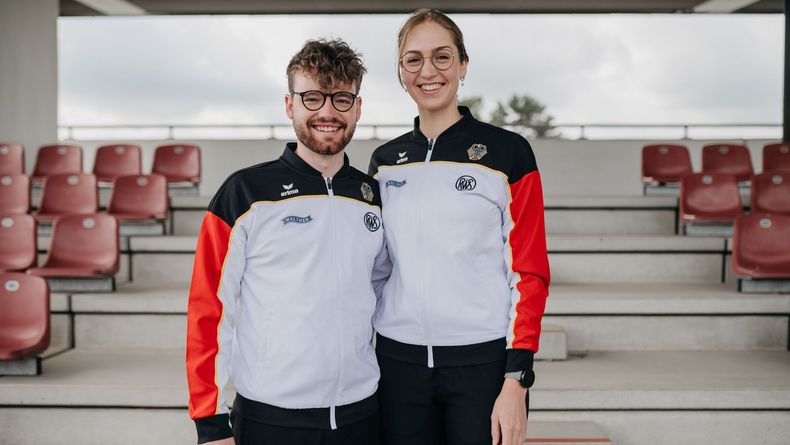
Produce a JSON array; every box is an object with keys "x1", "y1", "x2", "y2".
[{"x1": 287, "y1": 39, "x2": 366, "y2": 94}]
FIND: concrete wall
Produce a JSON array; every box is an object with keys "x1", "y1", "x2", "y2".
[
  {"x1": 0, "y1": 0, "x2": 59, "y2": 171},
  {"x1": 63, "y1": 137, "x2": 776, "y2": 197}
]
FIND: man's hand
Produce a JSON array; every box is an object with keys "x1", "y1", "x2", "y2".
[
  {"x1": 490, "y1": 378, "x2": 528, "y2": 445},
  {"x1": 202, "y1": 438, "x2": 234, "y2": 445}
]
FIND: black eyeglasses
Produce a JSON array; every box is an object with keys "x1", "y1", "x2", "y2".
[
  {"x1": 400, "y1": 49, "x2": 455, "y2": 73},
  {"x1": 291, "y1": 90, "x2": 358, "y2": 112}
]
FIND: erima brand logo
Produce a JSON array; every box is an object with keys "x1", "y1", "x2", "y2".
[
  {"x1": 364, "y1": 212, "x2": 381, "y2": 232},
  {"x1": 281, "y1": 183, "x2": 300, "y2": 197},
  {"x1": 455, "y1": 175, "x2": 477, "y2": 191},
  {"x1": 396, "y1": 150, "x2": 409, "y2": 164},
  {"x1": 386, "y1": 179, "x2": 407, "y2": 188},
  {"x1": 282, "y1": 215, "x2": 312, "y2": 225}
]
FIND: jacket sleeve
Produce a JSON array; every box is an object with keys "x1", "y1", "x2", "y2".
[
  {"x1": 502, "y1": 140, "x2": 551, "y2": 373},
  {"x1": 371, "y1": 240, "x2": 392, "y2": 300},
  {"x1": 186, "y1": 186, "x2": 250, "y2": 443}
]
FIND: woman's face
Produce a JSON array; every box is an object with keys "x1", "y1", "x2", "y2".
[{"x1": 400, "y1": 21, "x2": 467, "y2": 114}]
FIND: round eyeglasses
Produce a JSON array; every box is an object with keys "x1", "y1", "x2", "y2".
[
  {"x1": 400, "y1": 50, "x2": 455, "y2": 73},
  {"x1": 291, "y1": 90, "x2": 358, "y2": 112}
]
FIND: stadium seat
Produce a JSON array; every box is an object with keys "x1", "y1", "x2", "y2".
[
  {"x1": 0, "y1": 174, "x2": 30, "y2": 214},
  {"x1": 763, "y1": 142, "x2": 790, "y2": 173},
  {"x1": 93, "y1": 144, "x2": 142, "y2": 183},
  {"x1": 641, "y1": 144, "x2": 693, "y2": 184},
  {"x1": 0, "y1": 215, "x2": 37, "y2": 272},
  {"x1": 31, "y1": 144, "x2": 83, "y2": 183},
  {"x1": 751, "y1": 173, "x2": 790, "y2": 216},
  {"x1": 679, "y1": 173, "x2": 743, "y2": 223},
  {"x1": 732, "y1": 214, "x2": 790, "y2": 279},
  {"x1": 35, "y1": 174, "x2": 98, "y2": 223},
  {"x1": 0, "y1": 272, "x2": 50, "y2": 361},
  {"x1": 152, "y1": 144, "x2": 201, "y2": 184},
  {"x1": 27, "y1": 214, "x2": 119, "y2": 279},
  {"x1": 701, "y1": 143, "x2": 754, "y2": 182},
  {"x1": 108, "y1": 174, "x2": 168, "y2": 221},
  {"x1": 0, "y1": 143, "x2": 24, "y2": 175}
]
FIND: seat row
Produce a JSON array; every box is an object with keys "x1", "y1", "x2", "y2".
[
  {"x1": 0, "y1": 173, "x2": 168, "y2": 222},
  {"x1": 680, "y1": 172, "x2": 790, "y2": 224},
  {"x1": 0, "y1": 142, "x2": 201, "y2": 184},
  {"x1": 642, "y1": 142, "x2": 789, "y2": 186}
]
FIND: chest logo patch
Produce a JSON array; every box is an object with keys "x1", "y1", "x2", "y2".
[
  {"x1": 467, "y1": 143, "x2": 488, "y2": 161},
  {"x1": 455, "y1": 175, "x2": 477, "y2": 191},
  {"x1": 364, "y1": 212, "x2": 381, "y2": 232},
  {"x1": 281, "y1": 183, "x2": 299, "y2": 197},
  {"x1": 385, "y1": 179, "x2": 407, "y2": 188},
  {"x1": 282, "y1": 215, "x2": 312, "y2": 225},
  {"x1": 361, "y1": 182, "x2": 374, "y2": 202},
  {"x1": 396, "y1": 150, "x2": 409, "y2": 164}
]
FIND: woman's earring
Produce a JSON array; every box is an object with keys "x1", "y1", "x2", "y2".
[{"x1": 460, "y1": 76, "x2": 465, "y2": 87}]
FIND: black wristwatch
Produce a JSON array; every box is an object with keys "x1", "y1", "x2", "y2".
[{"x1": 504, "y1": 369, "x2": 535, "y2": 389}]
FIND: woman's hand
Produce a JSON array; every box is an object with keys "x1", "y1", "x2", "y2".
[
  {"x1": 201, "y1": 438, "x2": 235, "y2": 445},
  {"x1": 490, "y1": 378, "x2": 528, "y2": 445}
]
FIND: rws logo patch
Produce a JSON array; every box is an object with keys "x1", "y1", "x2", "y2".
[
  {"x1": 364, "y1": 212, "x2": 381, "y2": 232},
  {"x1": 455, "y1": 175, "x2": 477, "y2": 191}
]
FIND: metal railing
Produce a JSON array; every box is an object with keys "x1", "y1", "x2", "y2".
[{"x1": 57, "y1": 122, "x2": 782, "y2": 141}]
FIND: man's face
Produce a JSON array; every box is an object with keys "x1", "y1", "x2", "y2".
[{"x1": 286, "y1": 70, "x2": 362, "y2": 156}]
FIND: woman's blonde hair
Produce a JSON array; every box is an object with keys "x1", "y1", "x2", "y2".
[{"x1": 396, "y1": 9, "x2": 469, "y2": 85}]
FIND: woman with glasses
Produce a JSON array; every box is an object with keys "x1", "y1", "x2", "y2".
[{"x1": 368, "y1": 9, "x2": 550, "y2": 445}]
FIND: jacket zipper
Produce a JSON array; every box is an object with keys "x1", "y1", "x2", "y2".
[
  {"x1": 424, "y1": 138, "x2": 436, "y2": 163},
  {"x1": 422, "y1": 138, "x2": 435, "y2": 367},
  {"x1": 324, "y1": 175, "x2": 339, "y2": 429}
]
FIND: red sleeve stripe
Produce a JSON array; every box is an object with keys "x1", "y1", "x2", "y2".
[
  {"x1": 186, "y1": 211, "x2": 232, "y2": 419},
  {"x1": 506, "y1": 171, "x2": 551, "y2": 351}
]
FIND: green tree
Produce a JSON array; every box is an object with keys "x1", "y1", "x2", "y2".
[{"x1": 501, "y1": 94, "x2": 556, "y2": 138}]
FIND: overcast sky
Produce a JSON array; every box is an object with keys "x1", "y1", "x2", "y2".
[{"x1": 57, "y1": 13, "x2": 782, "y2": 130}]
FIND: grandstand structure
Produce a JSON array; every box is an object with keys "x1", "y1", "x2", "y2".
[{"x1": 1, "y1": 1, "x2": 790, "y2": 444}]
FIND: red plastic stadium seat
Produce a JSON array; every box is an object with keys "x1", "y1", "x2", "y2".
[
  {"x1": 152, "y1": 144, "x2": 201, "y2": 183},
  {"x1": 0, "y1": 272, "x2": 50, "y2": 360},
  {"x1": 763, "y1": 142, "x2": 790, "y2": 173},
  {"x1": 751, "y1": 173, "x2": 790, "y2": 216},
  {"x1": 27, "y1": 214, "x2": 119, "y2": 278},
  {"x1": 0, "y1": 215, "x2": 37, "y2": 272},
  {"x1": 732, "y1": 214, "x2": 790, "y2": 278},
  {"x1": 0, "y1": 175, "x2": 30, "y2": 214},
  {"x1": 641, "y1": 144, "x2": 693, "y2": 183},
  {"x1": 0, "y1": 143, "x2": 24, "y2": 176},
  {"x1": 93, "y1": 144, "x2": 142, "y2": 183},
  {"x1": 108, "y1": 174, "x2": 169, "y2": 221},
  {"x1": 679, "y1": 173, "x2": 743, "y2": 222},
  {"x1": 35, "y1": 173, "x2": 98, "y2": 223},
  {"x1": 701, "y1": 143, "x2": 753, "y2": 182},
  {"x1": 32, "y1": 144, "x2": 83, "y2": 183}
]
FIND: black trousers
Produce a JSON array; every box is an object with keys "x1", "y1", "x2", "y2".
[
  {"x1": 377, "y1": 353, "x2": 511, "y2": 445},
  {"x1": 230, "y1": 410, "x2": 381, "y2": 445}
]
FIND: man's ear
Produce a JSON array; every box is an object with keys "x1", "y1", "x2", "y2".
[
  {"x1": 354, "y1": 96, "x2": 362, "y2": 122},
  {"x1": 285, "y1": 94, "x2": 294, "y2": 119}
]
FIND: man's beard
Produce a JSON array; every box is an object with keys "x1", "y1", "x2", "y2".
[{"x1": 294, "y1": 117, "x2": 356, "y2": 156}]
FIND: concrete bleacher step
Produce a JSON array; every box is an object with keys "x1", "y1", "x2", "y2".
[
  {"x1": 120, "y1": 234, "x2": 735, "y2": 285},
  {"x1": 60, "y1": 282, "x2": 789, "y2": 353},
  {"x1": 168, "y1": 195, "x2": 682, "y2": 236},
  {"x1": 1, "y1": 348, "x2": 788, "y2": 444}
]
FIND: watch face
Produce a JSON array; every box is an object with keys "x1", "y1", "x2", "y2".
[{"x1": 521, "y1": 370, "x2": 535, "y2": 388}]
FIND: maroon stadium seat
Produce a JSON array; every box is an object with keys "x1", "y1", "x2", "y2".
[
  {"x1": 751, "y1": 173, "x2": 790, "y2": 216},
  {"x1": 0, "y1": 215, "x2": 37, "y2": 272},
  {"x1": 0, "y1": 143, "x2": 24, "y2": 176},
  {"x1": 732, "y1": 214, "x2": 790, "y2": 279},
  {"x1": 0, "y1": 174, "x2": 30, "y2": 214},
  {"x1": 641, "y1": 144, "x2": 693, "y2": 184},
  {"x1": 680, "y1": 173, "x2": 743, "y2": 222},
  {"x1": 93, "y1": 144, "x2": 142, "y2": 183},
  {"x1": 35, "y1": 173, "x2": 98, "y2": 223},
  {"x1": 701, "y1": 143, "x2": 754, "y2": 182},
  {"x1": 152, "y1": 144, "x2": 201, "y2": 183},
  {"x1": 27, "y1": 214, "x2": 119, "y2": 278},
  {"x1": 108, "y1": 174, "x2": 168, "y2": 221},
  {"x1": 31, "y1": 144, "x2": 83, "y2": 183},
  {"x1": 0, "y1": 272, "x2": 50, "y2": 360},
  {"x1": 763, "y1": 142, "x2": 790, "y2": 173}
]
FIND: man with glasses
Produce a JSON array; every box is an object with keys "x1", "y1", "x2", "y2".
[{"x1": 186, "y1": 38, "x2": 389, "y2": 445}]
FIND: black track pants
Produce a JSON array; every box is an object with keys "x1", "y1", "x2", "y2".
[
  {"x1": 230, "y1": 411, "x2": 381, "y2": 445},
  {"x1": 377, "y1": 353, "x2": 514, "y2": 445}
]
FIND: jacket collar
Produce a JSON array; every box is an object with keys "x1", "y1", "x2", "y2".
[
  {"x1": 411, "y1": 106, "x2": 475, "y2": 142},
  {"x1": 281, "y1": 142, "x2": 351, "y2": 178}
]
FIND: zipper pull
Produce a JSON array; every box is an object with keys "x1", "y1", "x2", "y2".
[
  {"x1": 326, "y1": 177, "x2": 333, "y2": 190},
  {"x1": 425, "y1": 138, "x2": 436, "y2": 163}
]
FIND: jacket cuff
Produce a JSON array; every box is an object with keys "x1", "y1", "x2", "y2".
[
  {"x1": 195, "y1": 413, "x2": 232, "y2": 444},
  {"x1": 505, "y1": 348, "x2": 535, "y2": 373}
]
